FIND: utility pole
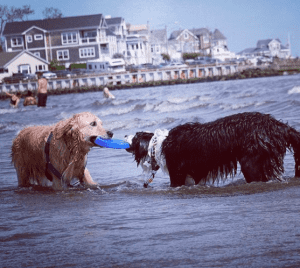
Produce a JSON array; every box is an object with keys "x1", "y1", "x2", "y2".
[{"x1": 165, "y1": 25, "x2": 168, "y2": 56}]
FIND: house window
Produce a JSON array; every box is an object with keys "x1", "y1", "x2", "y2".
[
  {"x1": 184, "y1": 32, "x2": 188, "y2": 39},
  {"x1": 27, "y1": 35, "x2": 32, "y2": 43},
  {"x1": 79, "y1": 47, "x2": 95, "y2": 58},
  {"x1": 57, "y1": 50, "x2": 69, "y2": 60},
  {"x1": 83, "y1": 31, "x2": 97, "y2": 43},
  {"x1": 34, "y1": 52, "x2": 41, "y2": 57},
  {"x1": 18, "y1": 64, "x2": 31, "y2": 74},
  {"x1": 36, "y1": 65, "x2": 46, "y2": 71},
  {"x1": 62, "y1": 32, "x2": 78, "y2": 45},
  {"x1": 11, "y1": 37, "x2": 23, "y2": 47},
  {"x1": 34, "y1": 34, "x2": 43, "y2": 40}
]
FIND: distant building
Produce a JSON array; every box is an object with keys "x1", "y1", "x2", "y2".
[
  {"x1": 105, "y1": 16, "x2": 128, "y2": 57},
  {"x1": 189, "y1": 28, "x2": 211, "y2": 53},
  {"x1": 238, "y1": 38, "x2": 291, "y2": 59},
  {"x1": 168, "y1": 28, "x2": 235, "y2": 61},
  {"x1": 168, "y1": 29, "x2": 199, "y2": 54},
  {"x1": 0, "y1": 50, "x2": 48, "y2": 81},
  {"x1": 126, "y1": 24, "x2": 151, "y2": 64},
  {"x1": 2, "y1": 14, "x2": 111, "y2": 68},
  {"x1": 149, "y1": 28, "x2": 168, "y2": 64}
]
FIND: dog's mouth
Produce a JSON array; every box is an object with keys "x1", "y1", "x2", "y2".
[{"x1": 89, "y1": 136, "x2": 104, "y2": 147}]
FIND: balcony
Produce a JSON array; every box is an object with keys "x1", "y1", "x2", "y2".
[
  {"x1": 80, "y1": 37, "x2": 109, "y2": 44},
  {"x1": 100, "y1": 48, "x2": 110, "y2": 54}
]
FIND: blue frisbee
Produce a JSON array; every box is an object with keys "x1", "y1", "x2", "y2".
[{"x1": 94, "y1": 136, "x2": 130, "y2": 149}]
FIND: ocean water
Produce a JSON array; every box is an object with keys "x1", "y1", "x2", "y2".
[{"x1": 1, "y1": 75, "x2": 300, "y2": 267}]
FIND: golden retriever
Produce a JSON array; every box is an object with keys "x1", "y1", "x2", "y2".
[{"x1": 11, "y1": 112, "x2": 113, "y2": 190}]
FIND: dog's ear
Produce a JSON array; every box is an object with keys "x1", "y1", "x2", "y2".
[
  {"x1": 53, "y1": 117, "x2": 75, "y2": 140},
  {"x1": 53, "y1": 115, "x2": 85, "y2": 163}
]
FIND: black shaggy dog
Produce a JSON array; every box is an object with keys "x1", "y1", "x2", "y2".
[{"x1": 125, "y1": 112, "x2": 300, "y2": 187}]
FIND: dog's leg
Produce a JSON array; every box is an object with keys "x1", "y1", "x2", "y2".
[
  {"x1": 168, "y1": 168, "x2": 187, "y2": 187},
  {"x1": 82, "y1": 168, "x2": 97, "y2": 185},
  {"x1": 239, "y1": 155, "x2": 268, "y2": 183}
]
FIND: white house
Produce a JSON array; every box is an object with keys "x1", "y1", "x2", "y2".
[
  {"x1": 0, "y1": 50, "x2": 48, "y2": 81},
  {"x1": 126, "y1": 24, "x2": 151, "y2": 64},
  {"x1": 238, "y1": 38, "x2": 291, "y2": 59},
  {"x1": 105, "y1": 16, "x2": 128, "y2": 57}
]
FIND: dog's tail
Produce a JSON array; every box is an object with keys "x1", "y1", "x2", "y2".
[{"x1": 287, "y1": 126, "x2": 300, "y2": 177}]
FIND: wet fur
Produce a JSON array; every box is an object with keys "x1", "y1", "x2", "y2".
[
  {"x1": 12, "y1": 112, "x2": 112, "y2": 190},
  {"x1": 127, "y1": 112, "x2": 300, "y2": 187}
]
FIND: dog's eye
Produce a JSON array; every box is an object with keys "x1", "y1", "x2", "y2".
[{"x1": 90, "y1": 121, "x2": 97, "y2": 127}]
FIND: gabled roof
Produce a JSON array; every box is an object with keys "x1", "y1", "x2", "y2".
[
  {"x1": 106, "y1": 17, "x2": 123, "y2": 25},
  {"x1": 105, "y1": 29, "x2": 116, "y2": 36},
  {"x1": 211, "y1": 29, "x2": 226, "y2": 40},
  {"x1": 169, "y1": 30, "x2": 182, "y2": 40},
  {"x1": 0, "y1": 51, "x2": 48, "y2": 67},
  {"x1": 3, "y1": 14, "x2": 104, "y2": 35},
  {"x1": 188, "y1": 28, "x2": 210, "y2": 36},
  {"x1": 169, "y1": 29, "x2": 198, "y2": 40},
  {"x1": 149, "y1": 29, "x2": 167, "y2": 43},
  {"x1": 256, "y1": 38, "x2": 281, "y2": 48}
]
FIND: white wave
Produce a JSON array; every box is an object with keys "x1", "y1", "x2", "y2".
[
  {"x1": 219, "y1": 102, "x2": 255, "y2": 110},
  {"x1": 144, "y1": 103, "x2": 155, "y2": 112},
  {"x1": 154, "y1": 101, "x2": 204, "y2": 113},
  {"x1": 288, "y1": 86, "x2": 300, "y2": 94},
  {"x1": 0, "y1": 108, "x2": 18, "y2": 115},
  {"x1": 99, "y1": 105, "x2": 137, "y2": 116},
  {"x1": 198, "y1": 96, "x2": 213, "y2": 102}
]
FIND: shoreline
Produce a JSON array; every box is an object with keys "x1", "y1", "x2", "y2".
[{"x1": 0, "y1": 67, "x2": 299, "y2": 100}]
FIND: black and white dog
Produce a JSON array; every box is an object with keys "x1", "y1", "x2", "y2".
[{"x1": 125, "y1": 112, "x2": 300, "y2": 187}]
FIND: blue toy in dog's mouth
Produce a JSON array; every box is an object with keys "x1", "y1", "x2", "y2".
[{"x1": 94, "y1": 136, "x2": 130, "y2": 149}]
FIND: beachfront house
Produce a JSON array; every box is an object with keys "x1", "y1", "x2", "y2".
[
  {"x1": 149, "y1": 28, "x2": 168, "y2": 64},
  {"x1": 189, "y1": 28, "x2": 211, "y2": 54},
  {"x1": 168, "y1": 29, "x2": 199, "y2": 54},
  {"x1": 126, "y1": 24, "x2": 151, "y2": 65},
  {"x1": 238, "y1": 38, "x2": 291, "y2": 59},
  {"x1": 105, "y1": 16, "x2": 128, "y2": 58},
  {"x1": 2, "y1": 14, "x2": 114, "y2": 69},
  {"x1": 0, "y1": 50, "x2": 48, "y2": 81}
]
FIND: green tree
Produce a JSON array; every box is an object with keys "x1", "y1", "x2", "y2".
[
  {"x1": 161, "y1": 53, "x2": 170, "y2": 61},
  {"x1": 42, "y1": 7, "x2": 63, "y2": 19},
  {"x1": 113, "y1": 53, "x2": 124, "y2": 59},
  {"x1": 0, "y1": 5, "x2": 34, "y2": 36}
]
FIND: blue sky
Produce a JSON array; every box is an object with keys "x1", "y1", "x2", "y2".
[{"x1": 4, "y1": 0, "x2": 300, "y2": 56}]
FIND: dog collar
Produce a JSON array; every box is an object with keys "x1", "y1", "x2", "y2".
[{"x1": 45, "y1": 132, "x2": 63, "y2": 182}]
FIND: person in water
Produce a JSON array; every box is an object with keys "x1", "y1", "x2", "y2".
[
  {"x1": 103, "y1": 87, "x2": 115, "y2": 99},
  {"x1": 37, "y1": 72, "x2": 48, "y2": 107},
  {"x1": 23, "y1": 90, "x2": 37, "y2": 106},
  {"x1": 5, "y1": 91, "x2": 21, "y2": 108}
]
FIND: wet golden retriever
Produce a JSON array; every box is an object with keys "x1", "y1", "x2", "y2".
[{"x1": 12, "y1": 112, "x2": 113, "y2": 190}]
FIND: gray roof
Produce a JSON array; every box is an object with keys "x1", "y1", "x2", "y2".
[
  {"x1": 211, "y1": 29, "x2": 226, "y2": 40},
  {"x1": 0, "y1": 51, "x2": 48, "y2": 67},
  {"x1": 169, "y1": 30, "x2": 183, "y2": 40},
  {"x1": 3, "y1": 14, "x2": 104, "y2": 35},
  {"x1": 106, "y1": 17, "x2": 123, "y2": 25},
  {"x1": 188, "y1": 28, "x2": 210, "y2": 36},
  {"x1": 0, "y1": 51, "x2": 20, "y2": 67},
  {"x1": 105, "y1": 29, "x2": 116, "y2": 36},
  {"x1": 256, "y1": 38, "x2": 281, "y2": 48},
  {"x1": 149, "y1": 29, "x2": 167, "y2": 43}
]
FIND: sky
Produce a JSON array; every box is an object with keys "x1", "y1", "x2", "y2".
[{"x1": 3, "y1": 0, "x2": 300, "y2": 56}]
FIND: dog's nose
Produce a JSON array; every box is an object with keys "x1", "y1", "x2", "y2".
[{"x1": 107, "y1": 131, "x2": 113, "y2": 138}]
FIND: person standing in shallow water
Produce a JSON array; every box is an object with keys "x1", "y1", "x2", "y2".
[{"x1": 37, "y1": 72, "x2": 48, "y2": 107}]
